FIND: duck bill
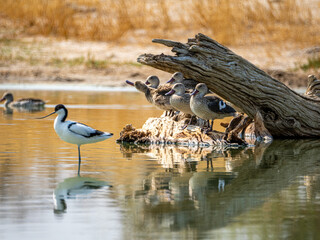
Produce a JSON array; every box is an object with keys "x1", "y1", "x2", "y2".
[
  {"x1": 190, "y1": 89, "x2": 199, "y2": 96},
  {"x1": 145, "y1": 80, "x2": 150, "y2": 85},
  {"x1": 125, "y1": 80, "x2": 134, "y2": 86},
  {"x1": 36, "y1": 111, "x2": 56, "y2": 119},
  {"x1": 166, "y1": 78, "x2": 174, "y2": 84},
  {"x1": 0, "y1": 97, "x2": 5, "y2": 102},
  {"x1": 165, "y1": 89, "x2": 175, "y2": 96}
]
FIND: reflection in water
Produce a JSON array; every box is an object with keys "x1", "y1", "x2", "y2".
[
  {"x1": 2, "y1": 105, "x2": 13, "y2": 115},
  {"x1": 119, "y1": 140, "x2": 320, "y2": 239},
  {"x1": 1, "y1": 104, "x2": 45, "y2": 114},
  {"x1": 2, "y1": 89, "x2": 320, "y2": 239},
  {"x1": 120, "y1": 143, "x2": 249, "y2": 170},
  {"x1": 2, "y1": 102, "x2": 45, "y2": 118},
  {"x1": 53, "y1": 176, "x2": 111, "y2": 214}
]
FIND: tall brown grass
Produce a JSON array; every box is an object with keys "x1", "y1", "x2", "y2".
[{"x1": 0, "y1": 0, "x2": 319, "y2": 46}]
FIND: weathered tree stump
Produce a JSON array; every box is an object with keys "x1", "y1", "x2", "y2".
[
  {"x1": 117, "y1": 110, "x2": 270, "y2": 146},
  {"x1": 137, "y1": 33, "x2": 320, "y2": 138},
  {"x1": 118, "y1": 115, "x2": 230, "y2": 146}
]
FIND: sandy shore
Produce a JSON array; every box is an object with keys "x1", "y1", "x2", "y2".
[{"x1": 0, "y1": 36, "x2": 318, "y2": 89}]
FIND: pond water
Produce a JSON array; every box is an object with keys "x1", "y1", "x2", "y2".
[{"x1": 1, "y1": 89, "x2": 320, "y2": 240}]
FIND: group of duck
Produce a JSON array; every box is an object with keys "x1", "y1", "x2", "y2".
[{"x1": 126, "y1": 72, "x2": 236, "y2": 131}]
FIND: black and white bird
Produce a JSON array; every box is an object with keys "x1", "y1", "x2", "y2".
[
  {"x1": 53, "y1": 176, "x2": 110, "y2": 213},
  {"x1": 37, "y1": 104, "x2": 113, "y2": 175},
  {"x1": 190, "y1": 83, "x2": 236, "y2": 131}
]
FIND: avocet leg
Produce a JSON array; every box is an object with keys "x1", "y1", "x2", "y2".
[{"x1": 77, "y1": 145, "x2": 81, "y2": 176}]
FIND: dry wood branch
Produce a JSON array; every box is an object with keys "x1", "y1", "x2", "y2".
[{"x1": 138, "y1": 33, "x2": 320, "y2": 138}]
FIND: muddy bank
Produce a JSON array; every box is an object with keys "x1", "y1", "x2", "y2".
[
  {"x1": 0, "y1": 63, "x2": 311, "y2": 90},
  {"x1": 0, "y1": 36, "x2": 317, "y2": 89}
]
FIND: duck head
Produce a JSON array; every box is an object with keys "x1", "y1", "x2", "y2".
[
  {"x1": 126, "y1": 80, "x2": 149, "y2": 93},
  {"x1": 135, "y1": 81, "x2": 149, "y2": 93},
  {"x1": 0, "y1": 92, "x2": 14, "y2": 104},
  {"x1": 167, "y1": 72, "x2": 184, "y2": 84},
  {"x1": 166, "y1": 83, "x2": 186, "y2": 96},
  {"x1": 191, "y1": 83, "x2": 208, "y2": 97},
  {"x1": 145, "y1": 75, "x2": 160, "y2": 88}
]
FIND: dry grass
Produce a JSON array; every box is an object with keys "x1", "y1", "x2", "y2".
[{"x1": 0, "y1": 0, "x2": 319, "y2": 46}]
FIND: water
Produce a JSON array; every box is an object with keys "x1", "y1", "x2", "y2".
[{"x1": 1, "y1": 89, "x2": 320, "y2": 240}]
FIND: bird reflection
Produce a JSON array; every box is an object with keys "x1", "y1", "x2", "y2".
[
  {"x1": 53, "y1": 176, "x2": 111, "y2": 214},
  {"x1": 119, "y1": 142, "x2": 247, "y2": 171},
  {"x1": 120, "y1": 143, "x2": 248, "y2": 209},
  {"x1": 121, "y1": 140, "x2": 320, "y2": 237},
  {"x1": 2, "y1": 105, "x2": 13, "y2": 115},
  {"x1": 0, "y1": 92, "x2": 46, "y2": 113}
]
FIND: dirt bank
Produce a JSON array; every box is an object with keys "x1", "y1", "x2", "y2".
[{"x1": 0, "y1": 36, "x2": 318, "y2": 89}]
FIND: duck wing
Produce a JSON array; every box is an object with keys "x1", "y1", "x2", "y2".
[
  {"x1": 149, "y1": 88, "x2": 174, "y2": 111},
  {"x1": 155, "y1": 85, "x2": 172, "y2": 95},
  {"x1": 17, "y1": 98, "x2": 45, "y2": 104},
  {"x1": 206, "y1": 96, "x2": 236, "y2": 114},
  {"x1": 183, "y1": 78, "x2": 199, "y2": 90}
]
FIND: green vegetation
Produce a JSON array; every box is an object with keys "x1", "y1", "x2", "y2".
[
  {"x1": 300, "y1": 55, "x2": 320, "y2": 71},
  {"x1": 49, "y1": 56, "x2": 141, "y2": 69}
]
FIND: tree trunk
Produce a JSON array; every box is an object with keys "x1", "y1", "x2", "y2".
[{"x1": 137, "y1": 33, "x2": 320, "y2": 138}]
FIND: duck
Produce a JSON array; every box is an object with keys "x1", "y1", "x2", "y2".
[
  {"x1": 145, "y1": 75, "x2": 171, "y2": 91},
  {"x1": 190, "y1": 83, "x2": 237, "y2": 131},
  {"x1": 166, "y1": 72, "x2": 199, "y2": 91},
  {"x1": 145, "y1": 75, "x2": 176, "y2": 116},
  {"x1": 0, "y1": 92, "x2": 46, "y2": 111},
  {"x1": 126, "y1": 80, "x2": 153, "y2": 104},
  {"x1": 126, "y1": 78, "x2": 176, "y2": 116},
  {"x1": 165, "y1": 83, "x2": 196, "y2": 128},
  {"x1": 37, "y1": 104, "x2": 113, "y2": 175},
  {"x1": 305, "y1": 75, "x2": 320, "y2": 98}
]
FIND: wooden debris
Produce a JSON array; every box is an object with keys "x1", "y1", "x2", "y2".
[
  {"x1": 118, "y1": 112, "x2": 272, "y2": 147},
  {"x1": 137, "y1": 33, "x2": 320, "y2": 138}
]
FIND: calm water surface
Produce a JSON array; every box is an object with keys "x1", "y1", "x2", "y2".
[{"x1": 1, "y1": 89, "x2": 320, "y2": 240}]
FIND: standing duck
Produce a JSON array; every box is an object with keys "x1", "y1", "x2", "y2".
[
  {"x1": 126, "y1": 78, "x2": 176, "y2": 116},
  {"x1": 165, "y1": 83, "x2": 196, "y2": 128},
  {"x1": 0, "y1": 92, "x2": 46, "y2": 111},
  {"x1": 190, "y1": 83, "x2": 236, "y2": 131},
  {"x1": 145, "y1": 75, "x2": 176, "y2": 116}
]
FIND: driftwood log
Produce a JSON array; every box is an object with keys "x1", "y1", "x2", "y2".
[{"x1": 138, "y1": 33, "x2": 319, "y2": 138}]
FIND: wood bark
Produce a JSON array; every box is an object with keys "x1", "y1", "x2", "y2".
[{"x1": 137, "y1": 33, "x2": 320, "y2": 138}]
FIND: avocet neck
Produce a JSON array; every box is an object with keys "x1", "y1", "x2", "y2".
[{"x1": 55, "y1": 108, "x2": 68, "y2": 123}]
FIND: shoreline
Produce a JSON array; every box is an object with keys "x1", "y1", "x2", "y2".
[
  {"x1": 0, "y1": 83, "x2": 138, "y2": 92},
  {"x1": 0, "y1": 36, "x2": 318, "y2": 92},
  {"x1": 0, "y1": 82, "x2": 307, "y2": 94}
]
